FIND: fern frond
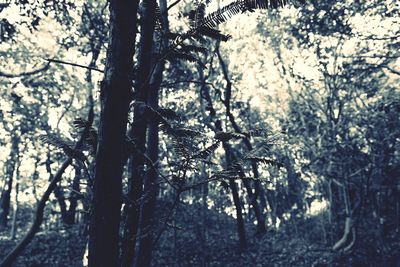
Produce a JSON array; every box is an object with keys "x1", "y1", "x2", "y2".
[
  {"x1": 166, "y1": 50, "x2": 205, "y2": 67},
  {"x1": 157, "y1": 108, "x2": 182, "y2": 120},
  {"x1": 171, "y1": 138, "x2": 190, "y2": 158},
  {"x1": 178, "y1": 44, "x2": 208, "y2": 54},
  {"x1": 189, "y1": 3, "x2": 206, "y2": 28},
  {"x1": 192, "y1": 141, "x2": 221, "y2": 159},
  {"x1": 39, "y1": 134, "x2": 73, "y2": 151},
  {"x1": 243, "y1": 128, "x2": 271, "y2": 138},
  {"x1": 213, "y1": 169, "x2": 240, "y2": 179},
  {"x1": 215, "y1": 131, "x2": 246, "y2": 142},
  {"x1": 197, "y1": 27, "x2": 231, "y2": 42},
  {"x1": 73, "y1": 118, "x2": 98, "y2": 154},
  {"x1": 39, "y1": 134, "x2": 85, "y2": 160},
  {"x1": 243, "y1": 155, "x2": 283, "y2": 167},
  {"x1": 202, "y1": 0, "x2": 291, "y2": 29},
  {"x1": 173, "y1": 127, "x2": 202, "y2": 138}
]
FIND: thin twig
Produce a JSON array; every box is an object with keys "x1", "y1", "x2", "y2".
[
  {"x1": 167, "y1": 0, "x2": 181, "y2": 11},
  {"x1": 161, "y1": 80, "x2": 214, "y2": 87},
  {"x1": 46, "y1": 58, "x2": 104, "y2": 73}
]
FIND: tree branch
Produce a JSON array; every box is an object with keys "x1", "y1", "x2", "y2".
[
  {"x1": 0, "y1": 63, "x2": 50, "y2": 78},
  {"x1": 46, "y1": 58, "x2": 104, "y2": 73}
]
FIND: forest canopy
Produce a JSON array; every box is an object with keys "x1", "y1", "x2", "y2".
[{"x1": 0, "y1": 0, "x2": 399, "y2": 266}]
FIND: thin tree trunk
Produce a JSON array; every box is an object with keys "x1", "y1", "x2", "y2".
[
  {"x1": 45, "y1": 151, "x2": 68, "y2": 224},
  {"x1": 120, "y1": 1, "x2": 157, "y2": 266},
  {"x1": 198, "y1": 63, "x2": 248, "y2": 248},
  {"x1": 0, "y1": 136, "x2": 19, "y2": 229},
  {"x1": 215, "y1": 46, "x2": 266, "y2": 233},
  {"x1": 0, "y1": 144, "x2": 86, "y2": 266},
  {"x1": 223, "y1": 143, "x2": 248, "y2": 249},
  {"x1": 88, "y1": 0, "x2": 139, "y2": 266},
  {"x1": 65, "y1": 164, "x2": 81, "y2": 225},
  {"x1": 201, "y1": 162, "x2": 209, "y2": 267},
  {"x1": 133, "y1": 1, "x2": 169, "y2": 266},
  {"x1": 10, "y1": 182, "x2": 18, "y2": 240}
]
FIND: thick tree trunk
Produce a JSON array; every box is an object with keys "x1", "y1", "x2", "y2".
[{"x1": 88, "y1": 0, "x2": 139, "y2": 266}]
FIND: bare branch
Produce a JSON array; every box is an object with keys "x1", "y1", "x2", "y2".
[
  {"x1": 0, "y1": 63, "x2": 50, "y2": 78},
  {"x1": 46, "y1": 58, "x2": 104, "y2": 73}
]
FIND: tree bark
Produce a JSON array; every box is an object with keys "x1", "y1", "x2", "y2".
[
  {"x1": 131, "y1": 1, "x2": 169, "y2": 266},
  {"x1": 120, "y1": 1, "x2": 157, "y2": 266},
  {"x1": 88, "y1": 1, "x2": 139, "y2": 266}
]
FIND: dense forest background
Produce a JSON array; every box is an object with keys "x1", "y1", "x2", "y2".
[{"x1": 0, "y1": 0, "x2": 399, "y2": 266}]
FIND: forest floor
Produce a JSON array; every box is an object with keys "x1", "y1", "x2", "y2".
[{"x1": 0, "y1": 204, "x2": 399, "y2": 266}]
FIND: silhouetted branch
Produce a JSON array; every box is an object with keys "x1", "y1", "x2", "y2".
[
  {"x1": 46, "y1": 58, "x2": 104, "y2": 73},
  {"x1": 0, "y1": 63, "x2": 50, "y2": 78}
]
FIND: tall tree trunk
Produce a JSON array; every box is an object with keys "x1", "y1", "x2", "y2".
[
  {"x1": 133, "y1": 1, "x2": 169, "y2": 266},
  {"x1": 198, "y1": 64, "x2": 248, "y2": 248},
  {"x1": 223, "y1": 143, "x2": 248, "y2": 249},
  {"x1": 120, "y1": 0, "x2": 157, "y2": 266},
  {"x1": 216, "y1": 46, "x2": 266, "y2": 233},
  {"x1": 88, "y1": 0, "x2": 139, "y2": 266},
  {"x1": 66, "y1": 44, "x2": 100, "y2": 227},
  {"x1": 10, "y1": 151, "x2": 20, "y2": 240},
  {"x1": 0, "y1": 136, "x2": 19, "y2": 229},
  {"x1": 201, "y1": 162, "x2": 209, "y2": 267}
]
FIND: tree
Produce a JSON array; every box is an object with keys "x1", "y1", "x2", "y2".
[{"x1": 87, "y1": 0, "x2": 139, "y2": 266}]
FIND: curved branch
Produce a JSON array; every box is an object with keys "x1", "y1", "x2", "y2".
[
  {"x1": 0, "y1": 122, "x2": 92, "y2": 267},
  {"x1": 0, "y1": 63, "x2": 50, "y2": 78}
]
